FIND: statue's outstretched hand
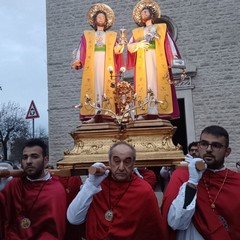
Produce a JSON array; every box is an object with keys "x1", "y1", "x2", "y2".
[
  {"x1": 137, "y1": 40, "x2": 150, "y2": 50},
  {"x1": 71, "y1": 60, "x2": 82, "y2": 70}
]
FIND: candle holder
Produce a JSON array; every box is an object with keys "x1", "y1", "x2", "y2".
[
  {"x1": 108, "y1": 66, "x2": 126, "y2": 82},
  {"x1": 74, "y1": 69, "x2": 166, "y2": 129}
]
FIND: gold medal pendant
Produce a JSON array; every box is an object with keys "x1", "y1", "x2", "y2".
[
  {"x1": 20, "y1": 217, "x2": 31, "y2": 229},
  {"x1": 211, "y1": 203, "x2": 215, "y2": 209},
  {"x1": 105, "y1": 210, "x2": 113, "y2": 222}
]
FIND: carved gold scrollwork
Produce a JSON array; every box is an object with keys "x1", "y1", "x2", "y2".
[
  {"x1": 81, "y1": 144, "x2": 103, "y2": 154},
  {"x1": 65, "y1": 140, "x2": 84, "y2": 155}
]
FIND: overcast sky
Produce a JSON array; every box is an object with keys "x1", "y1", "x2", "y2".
[{"x1": 0, "y1": 1, "x2": 48, "y2": 132}]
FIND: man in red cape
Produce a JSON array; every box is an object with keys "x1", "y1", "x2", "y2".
[
  {"x1": 67, "y1": 141, "x2": 164, "y2": 240},
  {"x1": 0, "y1": 139, "x2": 67, "y2": 240},
  {"x1": 161, "y1": 125, "x2": 240, "y2": 239}
]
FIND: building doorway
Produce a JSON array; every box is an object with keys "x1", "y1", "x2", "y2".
[{"x1": 171, "y1": 98, "x2": 188, "y2": 154}]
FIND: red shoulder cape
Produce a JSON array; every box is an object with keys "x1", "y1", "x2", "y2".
[
  {"x1": 161, "y1": 168, "x2": 240, "y2": 240},
  {"x1": 1, "y1": 176, "x2": 67, "y2": 240},
  {"x1": 86, "y1": 174, "x2": 165, "y2": 240}
]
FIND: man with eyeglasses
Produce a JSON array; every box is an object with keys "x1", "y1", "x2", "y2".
[{"x1": 161, "y1": 125, "x2": 240, "y2": 239}]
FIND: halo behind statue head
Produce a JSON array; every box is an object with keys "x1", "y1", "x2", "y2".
[
  {"x1": 133, "y1": 0, "x2": 161, "y2": 27},
  {"x1": 87, "y1": 3, "x2": 115, "y2": 30}
]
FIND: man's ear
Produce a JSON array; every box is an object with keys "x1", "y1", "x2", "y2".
[
  {"x1": 44, "y1": 156, "x2": 49, "y2": 167},
  {"x1": 225, "y1": 147, "x2": 231, "y2": 158}
]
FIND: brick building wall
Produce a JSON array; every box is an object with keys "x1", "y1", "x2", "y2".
[{"x1": 46, "y1": 0, "x2": 240, "y2": 169}]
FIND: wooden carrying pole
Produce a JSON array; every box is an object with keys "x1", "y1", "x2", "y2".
[
  {"x1": 176, "y1": 161, "x2": 205, "y2": 171},
  {"x1": 0, "y1": 169, "x2": 72, "y2": 178},
  {"x1": 88, "y1": 166, "x2": 111, "y2": 175},
  {"x1": 0, "y1": 169, "x2": 24, "y2": 178},
  {"x1": 0, "y1": 162, "x2": 205, "y2": 178},
  {"x1": 88, "y1": 161, "x2": 206, "y2": 175}
]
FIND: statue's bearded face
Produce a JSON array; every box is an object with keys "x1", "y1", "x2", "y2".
[
  {"x1": 141, "y1": 8, "x2": 152, "y2": 23},
  {"x1": 96, "y1": 13, "x2": 107, "y2": 27}
]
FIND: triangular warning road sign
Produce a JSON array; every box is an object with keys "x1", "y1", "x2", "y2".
[{"x1": 26, "y1": 100, "x2": 40, "y2": 119}]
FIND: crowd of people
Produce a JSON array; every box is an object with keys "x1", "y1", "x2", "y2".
[
  {"x1": 1, "y1": 0, "x2": 239, "y2": 239},
  {"x1": 1, "y1": 125, "x2": 239, "y2": 239}
]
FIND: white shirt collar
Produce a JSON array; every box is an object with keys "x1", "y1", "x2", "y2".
[
  {"x1": 207, "y1": 165, "x2": 226, "y2": 173},
  {"x1": 26, "y1": 170, "x2": 51, "y2": 182}
]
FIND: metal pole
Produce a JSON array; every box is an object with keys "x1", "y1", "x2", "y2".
[{"x1": 32, "y1": 118, "x2": 35, "y2": 138}]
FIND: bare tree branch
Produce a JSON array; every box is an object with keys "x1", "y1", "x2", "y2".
[{"x1": 0, "y1": 102, "x2": 30, "y2": 160}]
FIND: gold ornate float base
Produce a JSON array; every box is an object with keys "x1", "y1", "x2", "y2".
[{"x1": 56, "y1": 119, "x2": 184, "y2": 174}]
